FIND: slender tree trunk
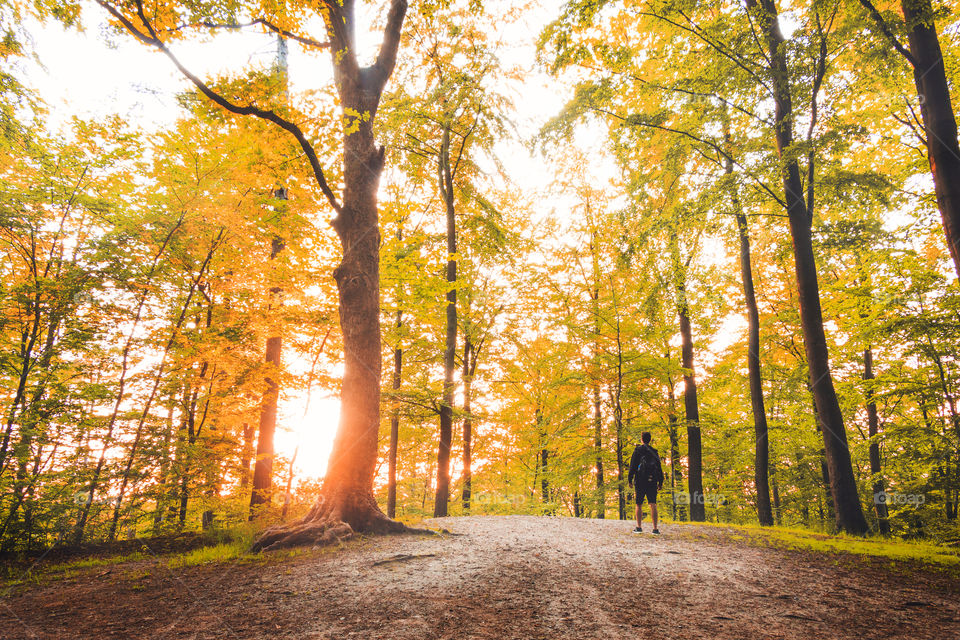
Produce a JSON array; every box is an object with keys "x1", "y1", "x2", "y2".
[
  {"x1": 387, "y1": 309, "x2": 402, "y2": 519},
  {"x1": 281, "y1": 447, "x2": 298, "y2": 520},
  {"x1": 726, "y1": 154, "x2": 773, "y2": 526},
  {"x1": 434, "y1": 125, "x2": 457, "y2": 518},
  {"x1": 588, "y1": 230, "x2": 605, "y2": 518},
  {"x1": 723, "y1": 121, "x2": 773, "y2": 526},
  {"x1": 73, "y1": 215, "x2": 184, "y2": 542},
  {"x1": 154, "y1": 400, "x2": 176, "y2": 533},
  {"x1": 616, "y1": 403, "x2": 626, "y2": 520},
  {"x1": 107, "y1": 239, "x2": 221, "y2": 541},
  {"x1": 461, "y1": 337, "x2": 474, "y2": 512},
  {"x1": 772, "y1": 460, "x2": 782, "y2": 525},
  {"x1": 593, "y1": 383, "x2": 604, "y2": 518},
  {"x1": 0, "y1": 310, "x2": 62, "y2": 546},
  {"x1": 863, "y1": 347, "x2": 890, "y2": 534},
  {"x1": 748, "y1": 0, "x2": 869, "y2": 534},
  {"x1": 666, "y1": 368, "x2": 683, "y2": 521},
  {"x1": 178, "y1": 385, "x2": 200, "y2": 529},
  {"x1": 239, "y1": 422, "x2": 254, "y2": 491},
  {"x1": 675, "y1": 270, "x2": 705, "y2": 521},
  {"x1": 540, "y1": 449, "x2": 549, "y2": 504},
  {"x1": 613, "y1": 315, "x2": 625, "y2": 520},
  {"x1": 250, "y1": 232, "x2": 285, "y2": 517}
]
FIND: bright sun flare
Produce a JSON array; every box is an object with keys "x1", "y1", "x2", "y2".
[{"x1": 276, "y1": 393, "x2": 341, "y2": 483}]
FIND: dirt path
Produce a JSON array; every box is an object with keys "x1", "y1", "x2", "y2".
[{"x1": 1, "y1": 516, "x2": 957, "y2": 639}]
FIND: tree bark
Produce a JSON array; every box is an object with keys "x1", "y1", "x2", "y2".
[
  {"x1": 747, "y1": 0, "x2": 869, "y2": 534},
  {"x1": 249, "y1": 331, "x2": 281, "y2": 516},
  {"x1": 812, "y1": 395, "x2": 836, "y2": 528},
  {"x1": 540, "y1": 449, "x2": 549, "y2": 504}
]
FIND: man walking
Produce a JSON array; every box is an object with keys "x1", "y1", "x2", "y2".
[{"x1": 628, "y1": 431, "x2": 664, "y2": 534}]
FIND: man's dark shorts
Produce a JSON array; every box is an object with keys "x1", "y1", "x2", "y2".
[{"x1": 635, "y1": 482, "x2": 657, "y2": 505}]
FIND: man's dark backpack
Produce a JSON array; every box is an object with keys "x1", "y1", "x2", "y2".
[{"x1": 635, "y1": 446, "x2": 658, "y2": 484}]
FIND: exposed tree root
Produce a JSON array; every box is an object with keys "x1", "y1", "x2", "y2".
[{"x1": 251, "y1": 491, "x2": 434, "y2": 552}]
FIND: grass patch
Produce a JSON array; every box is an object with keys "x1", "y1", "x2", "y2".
[
  {"x1": 166, "y1": 541, "x2": 250, "y2": 568},
  {"x1": 671, "y1": 519, "x2": 960, "y2": 570}
]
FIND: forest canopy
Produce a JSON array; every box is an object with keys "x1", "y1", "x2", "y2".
[{"x1": 0, "y1": 0, "x2": 958, "y2": 553}]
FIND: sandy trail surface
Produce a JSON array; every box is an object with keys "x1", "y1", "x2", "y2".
[{"x1": 1, "y1": 515, "x2": 957, "y2": 639}]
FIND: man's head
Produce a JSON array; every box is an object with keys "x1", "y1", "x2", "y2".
[{"x1": 641, "y1": 431, "x2": 652, "y2": 444}]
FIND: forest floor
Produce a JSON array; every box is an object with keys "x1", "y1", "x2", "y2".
[{"x1": 1, "y1": 515, "x2": 958, "y2": 639}]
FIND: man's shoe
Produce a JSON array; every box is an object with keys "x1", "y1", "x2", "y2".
[
  {"x1": 651, "y1": 528, "x2": 661, "y2": 535},
  {"x1": 632, "y1": 526, "x2": 642, "y2": 533}
]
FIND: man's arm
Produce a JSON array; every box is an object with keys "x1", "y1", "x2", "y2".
[
  {"x1": 627, "y1": 446, "x2": 639, "y2": 486},
  {"x1": 655, "y1": 451, "x2": 665, "y2": 488}
]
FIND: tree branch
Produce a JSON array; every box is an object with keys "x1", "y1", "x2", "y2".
[
  {"x1": 177, "y1": 19, "x2": 332, "y2": 50},
  {"x1": 95, "y1": 0, "x2": 342, "y2": 213},
  {"x1": 592, "y1": 105, "x2": 787, "y2": 210},
  {"x1": 372, "y1": 0, "x2": 409, "y2": 91},
  {"x1": 857, "y1": 0, "x2": 917, "y2": 66},
  {"x1": 638, "y1": 8, "x2": 773, "y2": 96}
]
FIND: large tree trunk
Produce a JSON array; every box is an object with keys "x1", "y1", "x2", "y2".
[
  {"x1": 858, "y1": 0, "x2": 960, "y2": 277},
  {"x1": 902, "y1": 0, "x2": 960, "y2": 278},
  {"x1": 434, "y1": 125, "x2": 457, "y2": 518},
  {"x1": 252, "y1": 9, "x2": 413, "y2": 547},
  {"x1": 863, "y1": 347, "x2": 890, "y2": 534},
  {"x1": 748, "y1": 0, "x2": 868, "y2": 534},
  {"x1": 811, "y1": 390, "x2": 836, "y2": 528}
]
